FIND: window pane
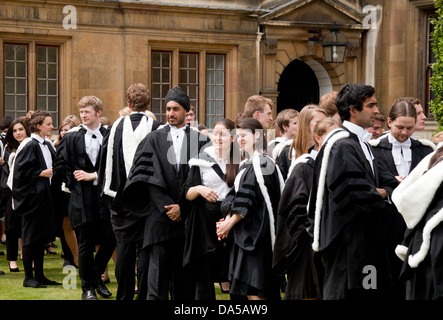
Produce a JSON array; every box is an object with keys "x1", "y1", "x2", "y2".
[
  {"x1": 48, "y1": 64, "x2": 57, "y2": 79},
  {"x1": 15, "y1": 45, "x2": 26, "y2": 61},
  {"x1": 16, "y1": 62, "x2": 26, "y2": 78},
  {"x1": 16, "y1": 95, "x2": 27, "y2": 110},
  {"x1": 4, "y1": 45, "x2": 15, "y2": 60},
  {"x1": 5, "y1": 79, "x2": 15, "y2": 94},
  {"x1": 162, "y1": 68, "x2": 170, "y2": 82},
  {"x1": 37, "y1": 47, "x2": 47, "y2": 63},
  {"x1": 16, "y1": 79, "x2": 26, "y2": 94},
  {"x1": 38, "y1": 63, "x2": 46, "y2": 78},
  {"x1": 37, "y1": 96, "x2": 46, "y2": 109},
  {"x1": 5, "y1": 62, "x2": 15, "y2": 77},
  {"x1": 215, "y1": 55, "x2": 224, "y2": 69},
  {"x1": 152, "y1": 52, "x2": 160, "y2": 68},
  {"x1": 38, "y1": 80, "x2": 47, "y2": 95},
  {"x1": 48, "y1": 80, "x2": 57, "y2": 95},
  {"x1": 48, "y1": 97, "x2": 58, "y2": 111},
  {"x1": 48, "y1": 47, "x2": 57, "y2": 63},
  {"x1": 216, "y1": 71, "x2": 224, "y2": 84}
]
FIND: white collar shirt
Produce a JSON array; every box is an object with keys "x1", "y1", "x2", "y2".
[
  {"x1": 388, "y1": 133, "x2": 412, "y2": 178},
  {"x1": 343, "y1": 120, "x2": 375, "y2": 175}
]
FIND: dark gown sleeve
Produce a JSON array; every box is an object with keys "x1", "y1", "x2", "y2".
[
  {"x1": 273, "y1": 161, "x2": 312, "y2": 274},
  {"x1": 12, "y1": 143, "x2": 45, "y2": 216},
  {"x1": 178, "y1": 165, "x2": 217, "y2": 269},
  {"x1": 53, "y1": 136, "x2": 76, "y2": 190}
]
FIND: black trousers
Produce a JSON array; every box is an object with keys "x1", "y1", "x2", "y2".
[
  {"x1": 115, "y1": 239, "x2": 149, "y2": 300},
  {"x1": 145, "y1": 237, "x2": 192, "y2": 300},
  {"x1": 74, "y1": 220, "x2": 116, "y2": 291}
]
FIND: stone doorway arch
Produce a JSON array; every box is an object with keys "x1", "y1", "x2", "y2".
[{"x1": 276, "y1": 59, "x2": 333, "y2": 113}]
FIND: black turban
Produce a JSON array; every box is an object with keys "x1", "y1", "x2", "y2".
[{"x1": 164, "y1": 86, "x2": 190, "y2": 112}]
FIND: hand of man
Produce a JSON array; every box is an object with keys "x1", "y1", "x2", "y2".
[{"x1": 165, "y1": 204, "x2": 181, "y2": 222}]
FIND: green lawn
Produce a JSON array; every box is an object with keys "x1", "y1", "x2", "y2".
[{"x1": 0, "y1": 238, "x2": 230, "y2": 300}]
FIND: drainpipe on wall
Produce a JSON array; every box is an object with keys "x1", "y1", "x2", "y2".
[
  {"x1": 363, "y1": 5, "x2": 382, "y2": 87},
  {"x1": 256, "y1": 26, "x2": 263, "y2": 94}
]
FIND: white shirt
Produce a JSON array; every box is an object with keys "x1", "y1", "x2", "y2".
[
  {"x1": 84, "y1": 126, "x2": 103, "y2": 167},
  {"x1": 342, "y1": 120, "x2": 375, "y2": 175},
  {"x1": 200, "y1": 158, "x2": 231, "y2": 201},
  {"x1": 388, "y1": 133, "x2": 412, "y2": 178},
  {"x1": 32, "y1": 133, "x2": 52, "y2": 169},
  {"x1": 169, "y1": 125, "x2": 186, "y2": 170}
]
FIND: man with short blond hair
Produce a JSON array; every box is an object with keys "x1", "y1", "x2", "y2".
[
  {"x1": 243, "y1": 95, "x2": 274, "y2": 130},
  {"x1": 55, "y1": 95, "x2": 116, "y2": 300}
]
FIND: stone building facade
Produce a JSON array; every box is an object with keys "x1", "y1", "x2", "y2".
[{"x1": 0, "y1": 0, "x2": 437, "y2": 138}]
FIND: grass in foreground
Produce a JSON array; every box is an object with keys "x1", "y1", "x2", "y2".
[{"x1": 0, "y1": 238, "x2": 229, "y2": 300}]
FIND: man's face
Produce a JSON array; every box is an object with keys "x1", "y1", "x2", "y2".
[
  {"x1": 388, "y1": 116, "x2": 416, "y2": 143},
  {"x1": 366, "y1": 119, "x2": 384, "y2": 139},
  {"x1": 414, "y1": 103, "x2": 426, "y2": 131},
  {"x1": 351, "y1": 95, "x2": 379, "y2": 129},
  {"x1": 166, "y1": 101, "x2": 187, "y2": 128},
  {"x1": 255, "y1": 104, "x2": 273, "y2": 129},
  {"x1": 80, "y1": 106, "x2": 101, "y2": 128}
]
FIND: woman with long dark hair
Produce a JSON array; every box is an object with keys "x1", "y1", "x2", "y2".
[
  {"x1": 8, "y1": 110, "x2": 59, "y2": 288},
  {"x1": 179, "y1": 118, "x2": 239, "y2": 299},
  {"x1": 0, "y1": 117, "x2": 30, "y2": 272},
  {"x1": 216, "y1": 117, "x2": 284, "y2": 300}
]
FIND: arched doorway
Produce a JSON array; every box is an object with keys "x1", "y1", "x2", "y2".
[{"x1": 277, "y1": 59, "x2": 320, "y2": 113}]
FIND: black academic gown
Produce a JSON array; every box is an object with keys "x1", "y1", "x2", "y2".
[
  {"x1": 98, "y1": 113, "x2": 162, "y2": 243},
  {"x1": 178, "y1": 148, "x2": 231, "y2": 299},
  {"x1": 221, "y1": 155, "x2": 282, "y2": 300},
  {"x1": 392, "y1": 156, "x2": 443, "y2": 300},
  {"x1": 122, "y1": 124, "x2": 211, "y2": 247},
  {"x1": 273, "y1": 154, "x2": 322, "y2": 300},
  {"x1": 276, "y1": 145, "x2": 292, "y2": 181},
  {"x1": 53, "y1": 124, "x2": 108, "y2": 230},
  {"x1": 11, "y1": 138, "x2": 57, "y2": 246},
  {"x1": 307, "y1": 128, "x2": 392, "y2": 300},
  {"x1": 371, "y1": 136, "x2": 435, "y2": 297}
]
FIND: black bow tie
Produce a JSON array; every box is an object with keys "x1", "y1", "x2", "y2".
[
  {"x1": 42, "y1": 140, "x2": 47, "y2": 146},
  {"x1": 92, "y1": 134, "x2": 97, "y2": 139}
]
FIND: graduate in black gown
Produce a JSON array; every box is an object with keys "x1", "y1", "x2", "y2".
[
  {"x1": 122, "y1": 86, "x2": 210, "y2": 300},
  {"x1": 9, "y1": 111, "x2": 59, "y2": 288},
  {"x1": 98, "y1": 83, "x2": 162, "y2": 300},
  {"x1": 307, "y1": 84, "x2": 394, "y2": 300},
  {"x1": 216, "y1": 118, "x2": 284, "y2": 300},
  {"x1": 392, "y1": 146, "x2": 443, "y2": 299},
  {"x1": 179, "y1": 118, "x2": 239, "y2": 299},
  {"x1": 369, "y1": 100, "x2": 436, "y2": 299},
  {"x1": 273, "y1": 117, "x2": 340, "y2": 300},
  {"x1": 54, "y1": 96, "x2": 116, "y2": 300},
  {"x1": 0, "y1": 118, "x2": 30, "y2": 273}
]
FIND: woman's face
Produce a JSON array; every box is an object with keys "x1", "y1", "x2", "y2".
[
  {"x1": 236, "y1": 128, "x2": 257, "y2": 154},
  {"x1": 37, "y1": 116, "x2": 54, "y2": 138},
  {"x1": 59, "y1": 124, "x2": 71, "y2": 138},
  {"x1": 12, "y1": 123, "x2": 28, "y2": 143},
  {"x1": 212, "y1": 124, "x2": 233, "y2": 156}
]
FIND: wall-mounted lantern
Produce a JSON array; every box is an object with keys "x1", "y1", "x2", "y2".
[{"x1": 321, "y1": 23, "x2": 348, "y2": 63}]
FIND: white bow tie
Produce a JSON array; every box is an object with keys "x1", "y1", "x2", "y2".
[{"x1": 392, "y1": 139, "x2": 412, "y2": 164}]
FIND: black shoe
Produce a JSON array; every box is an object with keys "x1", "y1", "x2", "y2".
[
  {"x1": 9, "y1": 262, "x2": 19, "y2": 273},
  {"x1": 35, "y1": 277, "x2": 61, "y2": 285},
  {"x1": 0, "y1": 270, "x2": 5, "y2": 276},
  {"x1": 23, "y1": 279, "x2": 46, "y2": 288},
  {"x1": 82, "y1": 289, "x2": 99, "y2": 300},
  {"x1": 96, "y1": 280, "x2": 112, "y2": 298}
]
